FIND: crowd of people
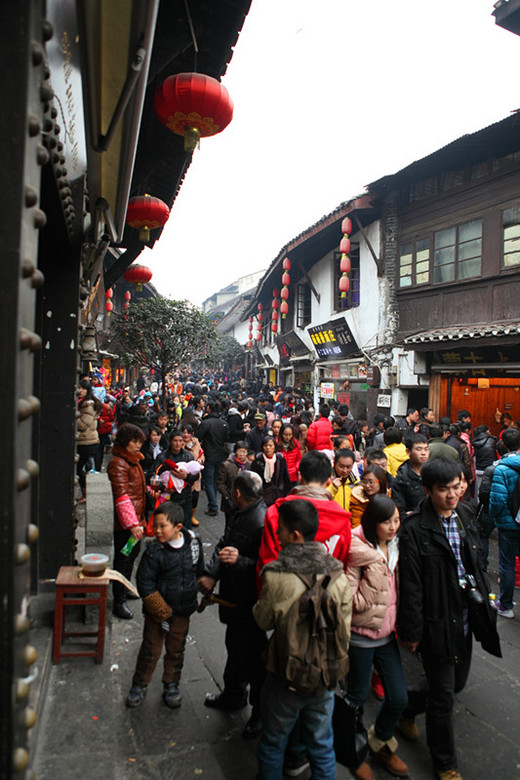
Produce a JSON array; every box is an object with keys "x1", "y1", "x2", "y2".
[{"x1": 75, "y1": 371, "x2": 520, "y2": 780}]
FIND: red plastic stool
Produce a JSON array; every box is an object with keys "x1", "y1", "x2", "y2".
[{"x1": 53, "y1": 566, "x2": 109, "y2": 664}]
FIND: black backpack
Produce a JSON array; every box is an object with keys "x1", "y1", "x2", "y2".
[{"x1": 266, "y1": 569, "x2": 349, "y2": 696}]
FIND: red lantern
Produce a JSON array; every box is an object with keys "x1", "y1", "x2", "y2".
[
  {"x1": 257, "y1": 313, "x2": 263, "y2": 323},
  {"x1": 272, "y1": 310, "x2": 279, "y2": 321},
  {"x1": 124, "y1": 264, "x2": 153, "y2": 291},
  {"x1": 124, "y1": 291, "x2": 131, "y2": 302},
  {"x1": 280, "y1": 287, "x2": 289, "y2": 300},
  {"x1": 340, "y1": 256, "x2": 351, "y2": 274},
  {"x1": 256, "y1": 333, "x2": 262, "y2": 341},
  {"x1": 247, "y1": 340, "x2": 253, "y2": 349},
  {"x1": 271, "y1": 322, "x2": 278, "y2": 333},
  {"x1": 249, "y1": 316, "x2": 253, "y2": 323},
  {"x1": 123, "y1": 302, "x2": 129, "y2": 311},
  {"x1": 273, "y1": 289, "x2": 279, "y2": 299},
  {"x1": 105, "y1": 288, "x2": 113, "y2": 299},
  {"x1": 153, "y1": 73, "x2": 234, "y2": 152},
  {"x1": 339, "y1": 276, "x2": 350, "y2": 295},
  {"x1": 126, "y1": 195, "x2": 170, "y2": 243},
  {"x1": 258, "y1": 303, "x2": 263, "y2": 312},
  {"x1": 105, "y1": 299, "x2": 113, "y2": 316},
  {"x1": 283, "y1": 258, "x2": 291, "y2": 271},
  {"x1": 272, "y1": 299, "x2": 279, "y2": 310},
  {"x1": 339, "y1": 236, "x2": 351, "y2": 255},
  {"x1": 280, "y1": 300, "x2": 289, "y2": 318},
  {"x1": 341, "y1": 216, "x2": 352, "y2": 235},
  {"x1": 282, "y1": 271, "x2": 290, "y2": 286}
]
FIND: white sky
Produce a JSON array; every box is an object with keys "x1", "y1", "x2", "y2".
[{"x1": 142, "y1": 0, "x2": 520, "y2": 306}]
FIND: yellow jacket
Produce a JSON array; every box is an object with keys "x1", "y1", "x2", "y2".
[
  {"x1": 327, "y1": 475, "x2": 358, "y2": 512},
  {"x1": 383, "y1": 442, "x2": 409, "y2": 477}
]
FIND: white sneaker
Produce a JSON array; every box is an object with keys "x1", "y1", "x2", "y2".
[{"x1": 496, "y1": 601, "x2": 514, "y2": 619}]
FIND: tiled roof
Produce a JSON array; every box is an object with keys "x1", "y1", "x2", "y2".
[{"x1": 403, "y1": 321, "x2": 520, "y2": 345}]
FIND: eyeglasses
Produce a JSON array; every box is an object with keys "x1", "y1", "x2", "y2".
[{"x1": 362, "y1": 479, "x2": 380, "y2": 487}]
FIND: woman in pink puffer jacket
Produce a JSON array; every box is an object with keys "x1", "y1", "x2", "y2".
[{"x1": 344, "y1": 495, "x2": 408, "y2": 780}]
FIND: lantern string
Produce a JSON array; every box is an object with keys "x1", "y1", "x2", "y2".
[{"x1": 183, "y1": 0, "x2": 199, "y2": 72}]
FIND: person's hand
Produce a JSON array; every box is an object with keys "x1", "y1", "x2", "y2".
[
  {"x1": 400, "y1": 640, "x2": 419, "y2": 653},
  {"x1": 332, "y1": 477, "x2": 341, "y2": 489},
  {"x1": 198, "y1": 576, "x2": 216, "y2": 594},
  {"x1": 147, "y1": 487, "x2": 161, "y2": 500},
  {"x1": 131, "y1": 525, "x2": 144, "y2": 541},
  {"x1": 218, "y1": 546, "x2": 239, "y2": 565},
  {"x1": 176, "y1": 468, "x2": 187, "y2": 480}
]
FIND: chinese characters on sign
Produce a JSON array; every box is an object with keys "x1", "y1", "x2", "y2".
[
  {"x1": 308, "y1": 318, "x2": 359, "y2": 361},
  {"x1": 320, "y1": 383, "x2": 335, "y2": 399}
]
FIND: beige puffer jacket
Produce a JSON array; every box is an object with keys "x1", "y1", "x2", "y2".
[
  {"x1": 346, "y1": 525, "x2": 394, "y2": 636},
  {"x1": 77, "y1": 399, "x2": 100, "y2": 446}
]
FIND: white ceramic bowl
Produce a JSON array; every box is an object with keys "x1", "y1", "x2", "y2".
[{"x1": 80, "y1": 553, "x2": 109, "y2": 575}]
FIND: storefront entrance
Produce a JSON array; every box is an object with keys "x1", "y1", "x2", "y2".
[{"x1": 439, "y1": 376, "x2": 520, "y2": 434}]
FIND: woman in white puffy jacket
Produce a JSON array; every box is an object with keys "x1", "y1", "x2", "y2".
[{"x1": 345, "y1": 494, "x2": 408, "y2": 780}]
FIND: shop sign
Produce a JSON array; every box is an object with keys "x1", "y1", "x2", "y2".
[
  {"x1": 331, "y1": 365, "x2": 340, "y2": 379},
  {"x1": 46, "y1": 0, "x2": 87, "y2": 183},
  {"x1": 276, "y1": 331, "x2": 310, "y2": 367},
  {"x1": 308, "y1": 318, "x2": 358, "y2": 361},
  {"x1": 337, "y1": 391, "x2": 350, "y2": 405},
  {"x1": 320, "y1": 382, "x2": 335, "y2": 399},
  {"x1": 434, "y1": 346, "x2": 518, "y2": 366},
  {"x1": 377, "y1": 394, "x2": 392, "y2": 408},
  {"x1": 366, "y1": 366, "x2": 381, "y2": 386}
]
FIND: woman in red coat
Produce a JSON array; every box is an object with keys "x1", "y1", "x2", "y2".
[
  {"x1": 107, "y1": 422, "x2": 147, "y2": 620},
  {"x1": 306, "y1": 404, "x2": 333, "y2": 451},
  {"x1": 278, "y1": 424, "x2": 302, "y2": 488}
]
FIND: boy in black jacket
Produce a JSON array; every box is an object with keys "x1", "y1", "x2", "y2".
[{"x1": 126, "y1": 501, "x2": 204, "y2": 709}]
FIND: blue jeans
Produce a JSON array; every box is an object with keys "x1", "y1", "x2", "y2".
[
  {"x1": 498, "y1": 528, "x2": 520, "y2": 609},
  {"x1": 257, "y1": 673, "x2": 336, "y2": 780},
  {"x1": 204, "y1": 460, "x2": 221, "y2": 512},
  {"x1": 346, "y1": 636, "x2": 408, "y2": 742}
]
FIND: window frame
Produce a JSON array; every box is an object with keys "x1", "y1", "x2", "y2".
[
  {"x1": 333, "y1": 243, "x2": 360, "y2": 312},
  {"x1": 502, "y1": 206, "x2": 520, "y2": 269},
  {"x1": 296, "y1": 281, "x2": 312, "y2": 329},
  {"x1": 398, "y1": 217, "x2": 483, "y2": 290}
]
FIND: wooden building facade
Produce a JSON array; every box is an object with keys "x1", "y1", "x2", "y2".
[{"x1": 370, "y1": 114, "x2": 520, "y2": 432}]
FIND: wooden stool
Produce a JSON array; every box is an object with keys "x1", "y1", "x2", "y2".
[{"x1": 53, "y1": 566, "x2": 109, "y2": 664}]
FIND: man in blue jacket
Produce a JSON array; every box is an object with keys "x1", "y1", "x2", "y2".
[{"x1": 489, "y1": 428, "x2": 520, "y2": 618}]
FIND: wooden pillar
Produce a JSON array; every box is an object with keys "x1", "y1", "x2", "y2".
[{"x1": 428, "y1": 371, "x2": 442, "y2": 421}]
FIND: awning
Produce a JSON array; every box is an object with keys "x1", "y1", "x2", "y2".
[{"x1": 403, "y1": 321, "x2": 520, "y2": 349}]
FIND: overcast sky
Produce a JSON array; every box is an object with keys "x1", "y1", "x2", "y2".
[{"x1": 142, "y1": 0, "x2": 520, "y2": 306}]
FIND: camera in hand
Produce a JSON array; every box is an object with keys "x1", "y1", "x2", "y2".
[{"x1": 459, "y1": 574, "x2": 484, "y2": 606}]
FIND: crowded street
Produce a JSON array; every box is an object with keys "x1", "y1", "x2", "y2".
[
  {"x1": 4, "y1": 2, "x2": 520, "y2": 780},
  {"x1": 32, "y1": 468, "x2": 520, "y2": 779}
]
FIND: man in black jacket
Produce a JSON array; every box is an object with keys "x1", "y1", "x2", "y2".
[
  {"x1": 197, "y1": 401, "x2": 229, "y2": 516},
  {"x1": 397, "y1": 458, "x2": 500, "y2": 780},
  {"x1": 391, "y1": 433, "x2": 429, "y2": 521},
  {"x1": 199, "y1": 471, "x2": 267, "y2": 738},
  {"x1": 245, "y1": 411, "x2": 268, "y2": 454}
]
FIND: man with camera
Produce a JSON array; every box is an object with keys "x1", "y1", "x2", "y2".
[{"x1": 397, "y1": 458, "x2": 500, "y2": 780}]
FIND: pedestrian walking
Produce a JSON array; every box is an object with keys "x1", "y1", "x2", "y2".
[{"x1": 345, "y1": 495, "x2": 408, "y2": 780}]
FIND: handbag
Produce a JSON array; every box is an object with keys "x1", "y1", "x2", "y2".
[{"x1": 332, "y1": 691, "x2": 368, "y2": 770}]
